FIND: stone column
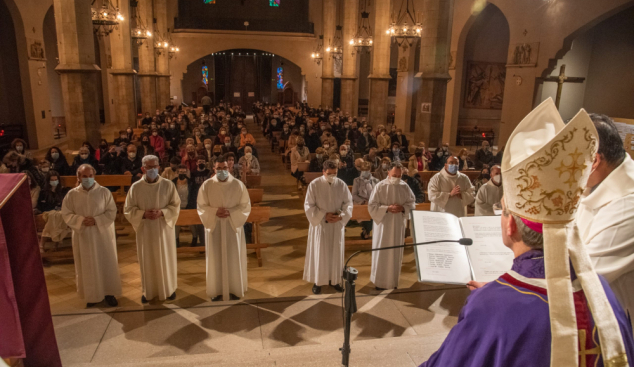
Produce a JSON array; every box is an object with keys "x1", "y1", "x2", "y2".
[
  {"x1": 413, "y1": 0, "x2": 453, "y2": 146},
  {"x1": 321, "y1": 0, "x2": 336, "y2": 109},
  {"x1": 340, "y1": 0, "x2": 358, "y2": 116},
  {"x1": 53, "y1": 0, "x2": 101, "y2": 148},
  {"x1": 108, "y1": 0, "x2": 136, "y2": 131},
  {"x1": 368, "y1": 0, "x2": 392, "y2": 127},
  {"x1": 154, "y1": 0, "x2": 171, "y2": 109},
  {"x1": 394, "y1": 44, "x2": 417, "y2": 133},
  {"x1": 137, "y1": 0, "x2": 157, "y2": 114}
]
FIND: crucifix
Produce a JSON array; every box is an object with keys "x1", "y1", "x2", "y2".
[{"x1": 540, "y1": 64, "x2": 585, "y2": 109}]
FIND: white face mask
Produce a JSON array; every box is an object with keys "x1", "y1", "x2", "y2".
[
  {"x1": 492, "y1": 174, "x2": 501, "y2": 184},
  {"x1": 128, "y1": 152, "x2": 136, "y2": 159},
  {"x1": 388, "y1": 176, "x2": 400, "y2": 185},
  {"x1": 245, "y1": 153, "x2": 253, "y2": 159},
  {"x1": 325, "y1": 174, "x2": 336, "y2": 183},
  {"x1": 205, "y1": 144, "x2": 212, "y2": 149}
]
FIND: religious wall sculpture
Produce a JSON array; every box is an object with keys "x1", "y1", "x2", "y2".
[
  {"x1": 507, "y1": 42, "x2": 539, "y2": 67},
  {"x1": 463, "y1": 61, "x2": 506, "y2": 110}
]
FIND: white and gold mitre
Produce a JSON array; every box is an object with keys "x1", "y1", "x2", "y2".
[
  {"x1": 501, "y1": 98, "x2": 628, "y2": 367},
  {"x1": 501, "y1": 98, "x2": 597, "y2": 223}
]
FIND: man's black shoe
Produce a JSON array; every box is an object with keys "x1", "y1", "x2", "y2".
[
  {"x1": 141, "y1": 295, "x2": 148, "y2": 304},
  {"x1": 168, "y1": 292, "x2": 176, "y2": 300},
  {"x1": 230, "y1": 293, "x2": 240, "y2": 301},
  {"x1": 86, "y1": 302, "x2": 99, "y2": 308},
  {"x1": 105, "y1": 295, "x2": 118, "y2": 307},
  {"x1": 312, "y1": 284, "x2": 322, "y2": 294},
  {"x1": 212, "y1": 295, "x2": 223, "y2": 302},
  {"x1": 332, "y1": 284, "x2": 344, "y2": 293},
  {"x1": 375, "y1": 286, "x2": 386, "y2": 291}
]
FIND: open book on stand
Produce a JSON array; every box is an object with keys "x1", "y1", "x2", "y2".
[{"x1": 410, "y1": 211, "x2": 514, "y2": 285}]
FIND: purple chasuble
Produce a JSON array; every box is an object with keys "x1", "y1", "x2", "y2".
[{"x1": 419, "y1": 250, "x2": 634, "y2": 367}]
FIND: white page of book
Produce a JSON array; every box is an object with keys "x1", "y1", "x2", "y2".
[
  {"x1": 410, "y1": 211, "x2": 473, "y2": 285},
  {"x1": 460, "y1": 216, "x2": 515, "y2": 282}
]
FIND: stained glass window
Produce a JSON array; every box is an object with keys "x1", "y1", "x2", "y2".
[
  {"x1": 204, "y1": 0, "x2": 216, "y2": 4},
  {"x1": 270, "y1": 0, "x2": 280, "y2": 6},
  {"x1": 276, "y1": 67, "x2": 284, "y2": 89},
  {"x1": 202, "y1": 65, "x2": 209, "y2": 86}
]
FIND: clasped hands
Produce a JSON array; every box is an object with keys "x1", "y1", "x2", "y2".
[
  {"x1": 82, "y1": 217, "x2": 96, "y2": 227},
  {"x1": 450, "y1": 185, "x2": 462, "y2": 197},
  {"x1": 387, "y1": 204, "x2": 404, "y2": 214},
  {"x1": 325, "y1": 212, "x2": 342, "y2": 223},
  {"x1": 143, "y1": 209, "x2": 164, "y2": 220},
  {"x1": 216, "y1": 207, "x2": 230, "y2": 219}
]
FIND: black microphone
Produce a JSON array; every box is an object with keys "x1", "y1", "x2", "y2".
[{"x1": 458, "y1": 238, "x2": 473, "y2": 246}]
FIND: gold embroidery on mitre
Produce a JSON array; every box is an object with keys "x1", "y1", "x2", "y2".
[
  {"x1": 604, "y1": 354, "x2": 628, "y2": 367},
  {"x1": 512, "y1": 127, "x2": 597, "y2": 219}
]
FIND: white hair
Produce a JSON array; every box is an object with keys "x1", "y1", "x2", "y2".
[
  {"x1": 142, "y1": 155, "x2": 159, "y2": 167},
  {"x1": 76, "y1": 164, "x2": 96, "y2": 177}
]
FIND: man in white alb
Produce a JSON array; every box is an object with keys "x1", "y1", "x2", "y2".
[
  {"x1": 428, "y1": 156, "x2": 475, "y2": 217},
  {"x1": 198, "y1": 156, "x2": 251, "y2": 302},
  {"x1": 368, "y1": 162, "x2": 416, "y2": 290},
  {"x1": 304, "y1": 160, "x2": 353, "y2": 294},
  {"x1": 125, "y1": 155, "x2": 181, "y2": 303},
  {"x1": 61, "y1": 164, "x2": 121, "y2": 308},
  {"x1": 474, "y1": 165, "x2": 502, "y2": 216},
  {"x1": 577, "y1": 113, "x2": 634, "y2": 326}
]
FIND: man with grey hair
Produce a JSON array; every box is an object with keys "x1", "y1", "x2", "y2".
[
  {"x1": 368, "y1": 162, "x2": 416, "y2": 290},
  {"x1": 577, "y1": 113, "x2": 634, "y2": 325},
  {"x1": 125, "y1": 155, "x2": 181, "y2": 303},
  {"x1": 61, "y1": 164, "x2": 121, "y2": 307},
  {"x1": 304, "y1": 159, "x2": 353, "y2": 294}
]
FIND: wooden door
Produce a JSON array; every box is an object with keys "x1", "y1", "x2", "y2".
[{"x1": 230, "y1": 56, "x2": 258, "y2": 112}]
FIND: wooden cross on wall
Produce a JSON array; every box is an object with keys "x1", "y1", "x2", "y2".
[{"x1": 539, "y1": 64, "x2": 586, "y2": 109}]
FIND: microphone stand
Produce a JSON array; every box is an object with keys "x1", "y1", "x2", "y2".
[{"x1": 339, "y1": 239, "x2": 472, "y2": 367}]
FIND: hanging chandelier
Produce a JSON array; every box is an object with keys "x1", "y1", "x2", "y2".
[
  {"x1": 386, "y1": 0, "x2": 422, "y2": 48},
  {"x1": 166, "y1": 30, "x2": 180, "y2": 59},
  {"x1": 311, "y1": 35, "x2": 324, "y2": 65},
  {"x1": 91, "y1": 0, "x2": 123, "y2": 38},
  {"x1": 154, "y1": 31, "x2": 170, "y2": 56},
  {"x1": 350, "y1": 0, "x2": 373, "y2": 53},
  {"x1": 326, "y1": 25, "x2": 344, "y2": 63},
  {"x1": 130, "y1": 6, "x2": 151, "y2": 45}
]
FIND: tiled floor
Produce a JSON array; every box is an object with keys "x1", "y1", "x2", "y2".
[{"x1": 45, "y1": 116, "x2": 469, "y2": 366}]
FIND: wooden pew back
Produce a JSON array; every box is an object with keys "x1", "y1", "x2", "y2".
[
  {"x1": 61, "y1": 175, "x2": 132, "y2": 190},
  {"x1": 248, "y1": 188, "x2": 263, "y2": 205},
  {"x1": 176, "y1": 206, "x2": 271, "y2": 226}
]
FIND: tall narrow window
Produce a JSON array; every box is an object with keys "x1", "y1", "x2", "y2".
[
  {"x1": 270, "y1": 0, "x2": 280, "y2": 6},
  {"x1": 204, "y1": 0, "x2": 216, "y2": 4},
  {"x1": 276, "y1": 67, "x2": 284, "y2": 89},
  {"x1": 202, "y1": 64, "x2": 209, "y2": 86}
]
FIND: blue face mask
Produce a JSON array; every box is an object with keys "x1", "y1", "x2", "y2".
[
  {"x1": 216, "y1": 170, "x2": 229, "y2": 181},
  {"x1": 145, "y1": 168, "x2": 159, "y2": 180},
  {"x1": 81, "y1": 177, "x2": 95, "y2": 189},
  {"x1": 447, "y1": 164, "x2": 458, "y2": 174}
]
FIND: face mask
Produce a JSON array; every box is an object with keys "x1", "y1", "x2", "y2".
[
  {"x1": 388, "y1": 176, "x2": 400, "y2": 185},
  {"x1": 100, "y1": 144, "x2": 107, "y2": 149},
  {"x1": 50, "y1": 180, "x2": 59, "y2": 187},
  {"x1": 415, "y1": 153, "x2": 422, "y2": 158},
  {"x1": 340, "y1": 150, "x2": 347, "y2": 156},
  {"x1": 443, "y1": 147, "x2": 448, "y2": 152},
  {"x1": 325, "y1": 174, "x2": 336, "y2": 184},
  {"x1": 170, "y1": 125, "x2": 176, "y2": 129},
  {"x1": 170, "y1": 165, "x2": 178, "y2": 171},
  {"x1": 316, "y1": 154, "x2": 323, "y2": 159},
  {"x1": 196, "y1": 132, "x2": 201, "y2": 136},
  {"x1": 121, "y1": 135, "x2": 127, "y2": 139},
  {"x1": 381, "y1": 164, "x2": 389, "y2": 170},
  {"x1": 242, "y1": 131, "x2": 247, "y2": 135},
  {"x1": 198, "y1": 163, "x2": 206, "y2": 170},
  {"x1": 344, "y1": 125, "x2": 349, "y2": 129},
  {"x1": 284, "y1": 129, "x2": 289, "y2": 132},
  {"x1": 324, "y1": 145, "x2": 330, "y2": 149},
  {"x1": 128, "y1": 152, "x2": 137, "y2": 159},
  {"x1": 363, "y1": 132, "x2": 368, "y2": 136},
  {"x1": 238, "y1": 125, "x2": 243, "y2": 129},
  {"x1": 203, "y1": 124, "x2": 208, "y2": 128},
  {"x1": 297, "y1": 144, "x2": 304, "y2": 148},
  {"x1": 216, "y1": 169, "x2": 229, "y2": 181},
  {"x1": 397, "y1": 133, "x2": 401, "y2": 136},
  {"x1": 178, "y1": 174, "x2": 187, "y2": 180},
  {"x1": 482, "y1": 173, "x2": 491, "y2": 180},
  {"x1": 492, "y1": 174, "x2": 501, "y2": 184},
  {"x1": 321, "y1": 126, "x2": 326, "y2": 130},
  {"x1": 392, "y1": 149, "x2": 400, "y2": 153},
  {"x1": 204, "y1": 144, "x2": 212, "y2": 149},
  {"x1": 245, "y1": 153, "x2": 253, "y2": 159},
  {"x1": 447, "y1": 164, "x2": 458, "y2": 174},
  {"x1": 437, "y1": 152, "x2": 443, "y2": 157},
  {"x1": 145, "y1": 167, "x2": 159, "y2": 180},
  {"x1": 152, "y1": 132, "x2": 158, "y2": 137},
  {"x1": 220, "y1": 131, "x2": 226, "y2": 135},
  {"x1": 225, "y1": 143, "x2": 231, "y2": 147},
  {"x1": 142, "y1": 140, "x2": 149, "y2": 145},
  {"x1": 361, "y1": 171, "x2": 372, "y2": 179},
  {"x1": 16, "y1": 146, "x2": 23, "y2": 152},
  {"x1": 81, "y1": 177, "x2": 95, "y2": 188},
  {"x1": 80, "y1": 154, "x2": 89, "y2": 159},
  {"x1": 41, "y1": 167, "x2": 49, "y2": 173},
  {"x1": 461, "y1": 155, "x2": 467, "y2": 159}
]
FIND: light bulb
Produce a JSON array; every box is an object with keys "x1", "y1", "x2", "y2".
[
  {"x1": 386, "y1": 29, "x2": 390, "y2": 35},
  {"x1": 369, "y1": 40, "x2": 373, "y2": 44},
  {"x1": 147, "y1": 31, "x2": 152, "y2": 36},
  {"x1": 326, "y1": 47, "x2": 331, "y2": 52},
  {"x1": 176, "y1": 47, "x2": 179, "y2": 52},
  {"x1": 137, "y1": 30, "x2": 141, "y2": 35},
  {"x1": 349, "y1": 40, "x2": 354, "y2": 45}
]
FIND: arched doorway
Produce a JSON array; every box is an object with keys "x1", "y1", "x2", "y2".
[
  {"x1": 536, "y1": 4, "x2": 634, "y2": 121},
  {"x1": 181, "y1": 49, "x2": 302, "y2": 112},
  {"x1": 456, "y1": 4, "x2": 509, "y2": 147},
  {"x1": 0, "y1": 0, "x2": 27, "y2": 148}
]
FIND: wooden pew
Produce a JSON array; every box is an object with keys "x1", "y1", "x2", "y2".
[
  {"x1": 297, "y1": 162, "x2": 310, "y2": 172},
  {"x1": 344, "y1": 203, "x2": 431, "y2": 247},
  {"x1": 246, "y1": 175, "x2": 262, "y2": 188},
  {"x1": 61, "y1": 175, "x2": 132, "y2": 222},
  {"x1": 248, "y1": 188, "x2": 264, "y2": 206},
  {"x1": 303, "y1": 172, "x2": 322, "y2": 184},
  {"x1": 175, "y1": 206, "x2": 271, "y2": 267}
]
